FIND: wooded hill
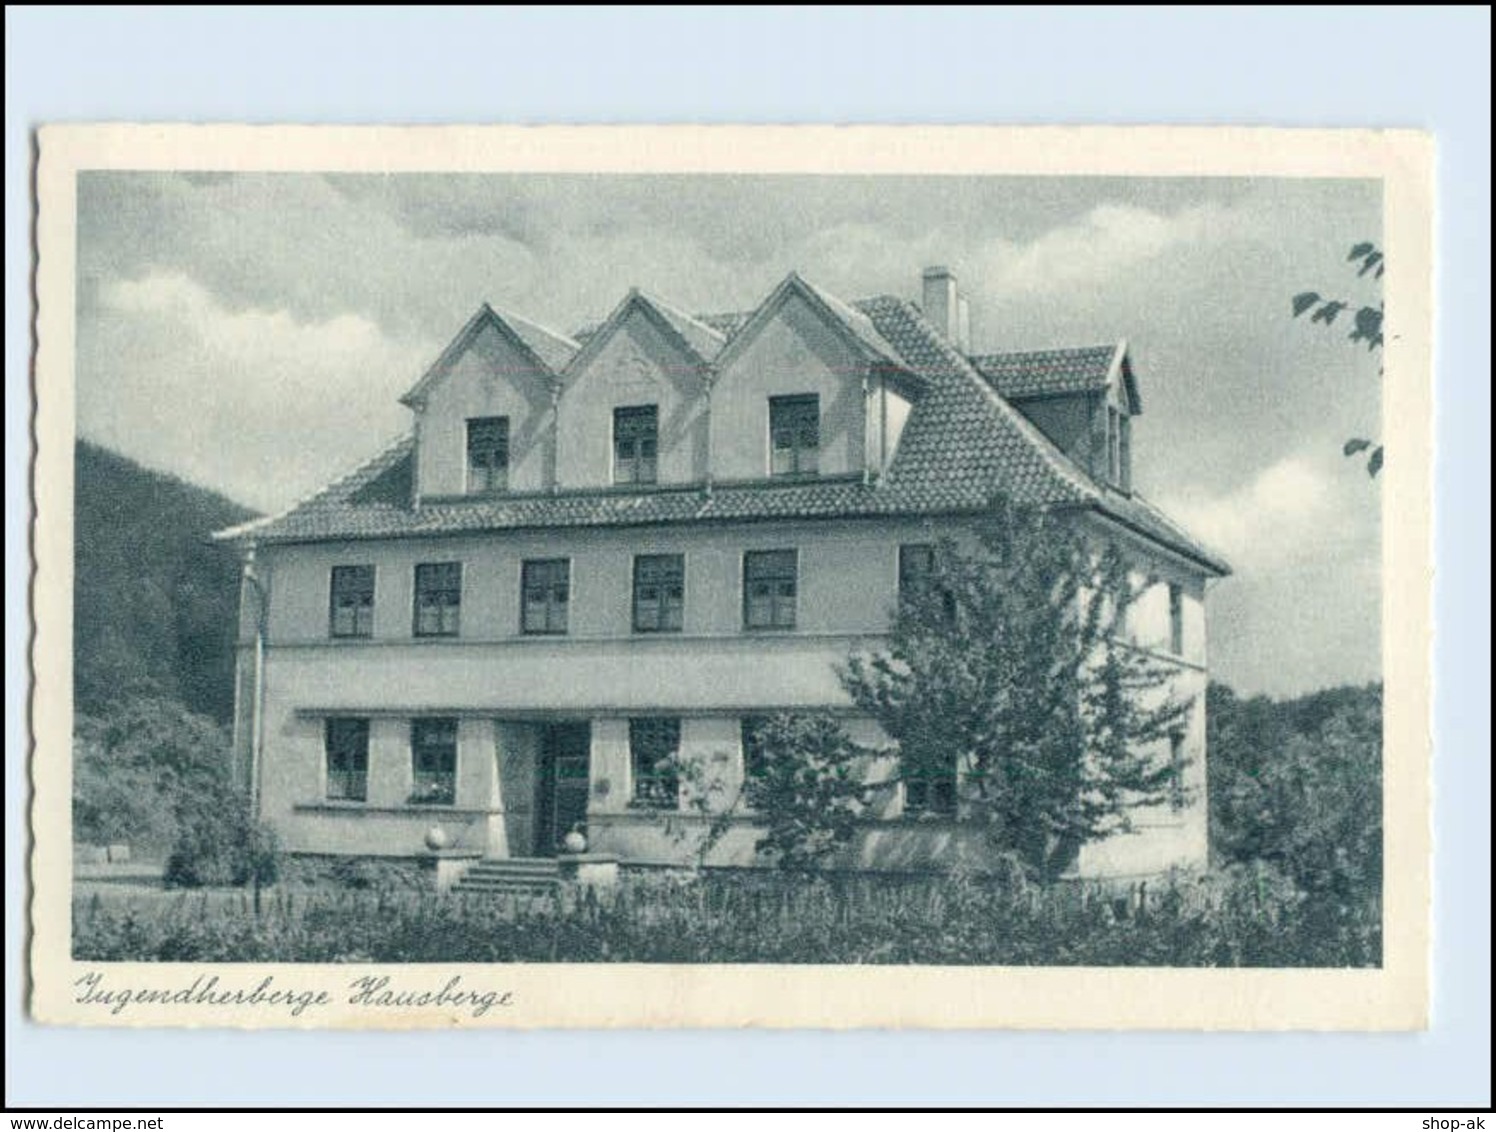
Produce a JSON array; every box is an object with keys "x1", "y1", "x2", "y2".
[{"x1": 73, "y1": 440, "x2": 257, "y2": 724}]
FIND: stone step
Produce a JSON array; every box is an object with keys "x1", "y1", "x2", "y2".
[
  {"x1": 461, "y1": 865, "x2": 560, "y2": 879},
  {"x1": 450, "y1": 857, "x2": 562, "y2": 898},
  {"x1": 451, "y1": 873, "x2": 559, "y2": 891}
]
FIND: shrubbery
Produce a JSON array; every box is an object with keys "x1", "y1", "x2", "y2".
[{"x1": 74, "y1": 864, "x2": 1379, "y2": 967}]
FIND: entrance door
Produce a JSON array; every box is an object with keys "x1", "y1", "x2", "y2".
[{"x1": 535, "y1": 723, "x2": 591, "y2": 856}]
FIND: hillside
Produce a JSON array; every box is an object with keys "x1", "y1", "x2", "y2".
[{"x1": 73, "y1": 440, "x2": 258, "y2": 723}]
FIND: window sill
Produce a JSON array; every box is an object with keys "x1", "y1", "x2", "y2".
[{"x1": 294, "y1": 802, "x2": 496, "y2": 816}]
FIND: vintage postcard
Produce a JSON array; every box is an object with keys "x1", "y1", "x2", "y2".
[{"x1": 30, "y1": 125, "x2": 1433, "y2": 1029}]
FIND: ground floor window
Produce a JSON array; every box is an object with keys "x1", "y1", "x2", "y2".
[
  {"x1": 629, "y1": 717, "x2": 681, "y2": 808},
  {"x1": 324, "y1": 717, "x2": 369, "y2": 801},
  {"x1": 903, "y1": 757, "x2": 957, "y2": 817},
  {"x1": 740, "y1": 715, "x2": 771, "y2": 781},
  {"x1": 411, "y1": 718, "x2": 457, "y2": 805}
]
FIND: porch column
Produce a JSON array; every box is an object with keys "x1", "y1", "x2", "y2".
[
  {"x1": 458, "y1": 718, "x2": 507, "y2": 858},
  {"x1": 588, "y1": 718, "x2": 631, "y2": 815}
]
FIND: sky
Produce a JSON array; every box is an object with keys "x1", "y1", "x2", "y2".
[{"x1": 74, "y1": 172, "x2": 1383, "y2": 698}]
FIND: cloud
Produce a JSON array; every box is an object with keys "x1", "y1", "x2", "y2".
[
  {"x1": 80, "y1": 271, "x2": 431, "y2": 511},
  {"x1": 1162, "y1": 455, "x2": 1336, "y2": 568},
  {"x1": 981, "y1": 201, "x2": 1261, "y2": 300},
  {"x1": 1157, "y1": 454, "x2": 1381, "y2": 696}
]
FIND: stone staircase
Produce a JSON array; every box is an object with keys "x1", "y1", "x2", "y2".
[{"x1": 449, "y1": 857, "x2": 562, "y2": 899}]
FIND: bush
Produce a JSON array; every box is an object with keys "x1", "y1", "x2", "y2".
[
  {"x1": 164, "y1": 781, "x2": 278, "y2": 889},
  {"x1": 73, "y1": 697, "x2": 231, "y2": 858},
  {"x1": 76, "y1": 865, "x2": 1380, "y2": 967}
]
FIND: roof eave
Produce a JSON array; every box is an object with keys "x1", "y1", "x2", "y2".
[{"x1": 1077, "y1": 500, "x2": 1232, "y2": 578}]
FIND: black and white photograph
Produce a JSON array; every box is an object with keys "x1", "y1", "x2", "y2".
[{"x1": 29, "y1": 124, "x2": 1432, "y2": 1030}]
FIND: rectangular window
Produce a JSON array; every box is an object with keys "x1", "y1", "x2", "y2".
[
  {"x1": 413, "y1": 562, "x2": 461, "y2": 637},
  {"x1": 324, "y1": 718, "x2": 369, "y2": 802},
  {"x1": 1107, "y1": 406, "x2": 1123, "y2": 484},
  {"x1": 613, "y1": 405, "x2": 659, "y2": 485},
  {"x1": 410, "y1": 718, "x2": 457, "y2": 806},
  {"x1": 898, "y1": 543, "x2": 935, "y2": 608},
  {"x1": 904, "y1": 758, "x2": 957, "y2": 817},
  {"x1": 1169, "y1": 730, "x2": 1187, "y2": 811},
  {"x1": 769, "y1": 394, "x2": 820, "y2": 477},
  {"x1": 466, "y1": 416, "x2": 509, "y2": 494},
  {"x1": 633, "y1": 553, "x2": 684, "y2": 633},
  {"x1": 743, "y1": 549, "x2": 798, "y2": 630},
  {"x1": 329, "y1": 564, "x2": 375, "y2": 638},
  {"x1": 522, "y1": 558, "x2": 570, "y2": 635},
  {"x1": 1168, "y1": 583, "x2": 1184, "y2": 655},
  {"x1": 629, "y1": 717, "x2": 680, "y2": 808},
  {"x1": 740, "y1": 715, "x2": 771, "y2": 780}
]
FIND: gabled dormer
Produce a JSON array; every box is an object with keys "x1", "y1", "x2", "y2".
[
  {"x1": 709, "y1": 272, "x2": 923, "y2": 484},
  {"x1": 554, "y1": 289, "x2": 721, "y2": 490},
  {"x1": 401, "y1": 304, "x2": 579, "y2": 502},
  {"x1": 969, "y1": 341, "x2": 1141, "y2": 492}
]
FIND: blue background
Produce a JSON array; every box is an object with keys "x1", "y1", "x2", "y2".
[{"x1": 6, "y1": 6, "x2": 1490, "y2": 1109}]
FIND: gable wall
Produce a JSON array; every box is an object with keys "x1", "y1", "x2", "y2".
[
  {"x1": 555, "y1": 309, "x2": 708, "y2": 489},
  {"x1": 415, "y1": 320, "x2": 555, "y2": 498},
  {"x1": 711, "y1": 290, "x2": 869, "y2": 481}
]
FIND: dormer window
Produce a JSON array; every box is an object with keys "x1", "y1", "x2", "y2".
[
  {"x1": 769, "y1": 394, "x2": 819, "y2": 477},
  {"x1": 614, "y1": 405, "x2": 658, "y2": 485},
  {"x1": 466, "y1": 416, "x2": 509, "y2": 494}
]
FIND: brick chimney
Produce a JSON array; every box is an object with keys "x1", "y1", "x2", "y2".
[{"x1": 921, "y1": 266, "x2": 970, "y2": 353}]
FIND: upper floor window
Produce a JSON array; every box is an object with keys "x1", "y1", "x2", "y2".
[
  {"x1": 1168, "y1": 582, "x2": 1184, "y2": 656},
  {"x1": 614, "y1": 405, "x2": 658, "y2": 485},
  {"x1": 769, "y1": 394, "x2": 820, "y2": 477},
  {"x1": 410, "y1": 718, "x2": 457, "y2": 806},
  {"x1": 633, "y1": 553, "x2": 684, "y2": 633},
  {"x1": 629, "y1": 717, "x2": 681, "y2": 808},
  {"x1": 1169, "y1": 729, "x2": 1187, "y2": 811},
  {"x1": 743, "y1": 549, "x2": 798, "y2": 630},
  {"x1": 522, "y1": 558, "x2": 570, "y2": 635},
  {"x1": 329, "y1": 564, "x2": 375, "y2": 638},
  {"x1": 324, "y1": 717, "x2": 369, "y2": 802},
  {"x1": 466, "y1": 416, "x2": 509, "y2": 494},
  {"x1": 1105, "y1": 405, "x2": 1131, "y2": 490},
  {"x1": 413, "y1": 562, "x2": 461, "y2": 637}
]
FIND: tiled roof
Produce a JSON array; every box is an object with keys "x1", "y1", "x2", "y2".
[
  {"x1": 969, "y1": 345, "x2": 1119, "y2": 400},
  {"x1": 694, "y1": 310, "x2": 753, "y2": 339},
  {"x1": 222, "y1": 278, "x2": 1226, "y2": 575},
  {"x1": 497, "y1": 306, "x2": 582, "y2": 374},
  {"x1": 634, "y1": 290, "x2": 727, "y2": 363},
  {"x1": 401, "y1": 305, "x2": 578, "y2": 406}
]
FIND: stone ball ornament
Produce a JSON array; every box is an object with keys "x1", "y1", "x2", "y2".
[
  {"x1": 424, "y1": 826, "x2": 450, "y2": 852},
  {"x1": 562, "y1": 828, "x2": 588, "y2": 854}
]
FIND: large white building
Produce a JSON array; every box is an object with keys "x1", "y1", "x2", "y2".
[{"x1": 216, "y1": 266, "x2": 1229, "y2": 880}]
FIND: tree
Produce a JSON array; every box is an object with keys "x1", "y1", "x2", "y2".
[
  {"x1": 842, "y1": 497, "x2": 1191, "y2": 882},
  {"x1": 1207, "y1": 681, "x2": 1382, "y2": 900},
  {"x1": 1291, "y1": 241, "x2": 1385, "y2": 477},
  {"x1": 740, "y1": 713, "x2": 867, "y2": 871}
]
